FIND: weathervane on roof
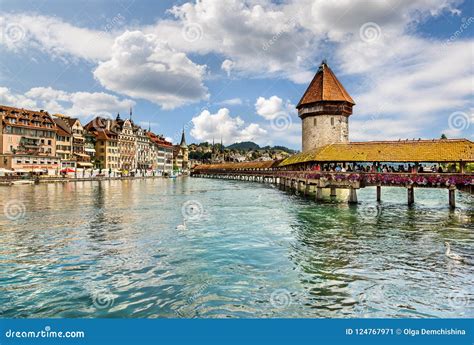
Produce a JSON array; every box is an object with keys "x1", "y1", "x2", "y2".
[{"x1": 319, "y1": 59, "x2": 327, "y2": 71}]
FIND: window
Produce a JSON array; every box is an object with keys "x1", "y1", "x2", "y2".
[
  {"x1": 331, "y1": 117, "x2": 334, "y2": 126},
  {"x1": 313, "y1": 118, "x2": 317, "y2": 126}
]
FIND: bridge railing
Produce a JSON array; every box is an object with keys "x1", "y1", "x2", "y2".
[{"x1": 192, "y1": 169, "x2": 473, "y2": 188}]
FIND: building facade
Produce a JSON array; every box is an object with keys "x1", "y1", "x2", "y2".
[
  {"x1": 135, "y1": 126, "x2": 151, "y2": 170},
  {"x1": 0, "y1": 105, "x2": 60, "y2": 172},
  {"x1": 53, "y1": 116, "x2": 74, "y2": 168},
  {"x1": 84, "y1": 117, "x2": 119, "y2": 171},
  {"x1": 68, "y1": 118, "x2": 92, "y2": 169},
  {"x1": 114, "y1": 115, "x2": 136, "y2": 171},
  {"x1": 147, "y1": 131, "x2": 173, "y2": 174}
]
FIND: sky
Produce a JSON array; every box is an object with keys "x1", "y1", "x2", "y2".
[{"x1": 0, "y1": 0, "x2": 472, "y2": 149}]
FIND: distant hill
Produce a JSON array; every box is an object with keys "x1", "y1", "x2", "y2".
[
  {"x1": 226, "y1": 141, "x2": 295, "y2": 154},
  {"x1": 261, "y1": 145, "x2": 296, "y2": 154},
  {"x1": 227, "y1": 141, "x2": 260, "y2": 150}
]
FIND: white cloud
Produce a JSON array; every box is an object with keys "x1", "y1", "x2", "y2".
[
  {"x1": 93, "y1": 31, "x2": 208, "y2": 109},
  {"x1": 336, "y1": 35, "x2": 474, "y2": 141},
  {"x1": 146, "y1": 0, "x2": 317, "y2": 83},
  {"x1": 190, "y1": 108, "x2": 266, "y2": 145},
  {"x1": 0, "y1": 86, "x2": 135, "y2": 118},
  {"x1": 1, "y1": 0, "x2": 464, "y2": 84},
  {"x1": 255, "y1": 95, "x2": 294, "y2": 120},
  {"x1": 146, "y1": 0, "x2": 463, "y2": 83},
  {"x1": 221, "y1": 59, "x2": 235, "y2": 76},
  {"x1": 217, "y1": 98, "x2": 242, "y2": 106},
  {"x1": 1, "y1": 0, "x2": 471, "y2": 143},
  {"x1": 0, "y1": 13, "x2": 115, "y2": 61}
]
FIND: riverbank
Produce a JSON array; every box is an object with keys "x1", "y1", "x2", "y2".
[{"x1": 0, "y1": 175, "x2": 176, "y2": 186}]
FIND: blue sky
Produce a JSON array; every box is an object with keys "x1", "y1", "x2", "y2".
[{"x1": 0, "y1": 0, "x2": 472, "y2": 149}]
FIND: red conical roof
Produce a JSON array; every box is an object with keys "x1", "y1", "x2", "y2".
[{"x1": 297, "y1": 62, "x2": 355, "y2": 108}]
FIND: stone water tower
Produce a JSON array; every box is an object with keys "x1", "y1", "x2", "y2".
[{"x1": 297, "y1": 61, "x2": 355, "y2": 152}]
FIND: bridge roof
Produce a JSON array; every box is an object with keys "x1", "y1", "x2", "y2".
[
  {"x1": 194, "y1": 160, "x2": 280, "y2": 171},
  {"x1": 280, "y1": 139, "x2": 474, "y2": 166}
]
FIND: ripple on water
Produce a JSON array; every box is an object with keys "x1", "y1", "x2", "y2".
[{"x1": 0, "y1": 180, "x2": 472, "y2": 318}]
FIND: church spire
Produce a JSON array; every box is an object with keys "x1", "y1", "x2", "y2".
[{"x1": 179, "y1": 128, "x2": 187, "y2": 147}]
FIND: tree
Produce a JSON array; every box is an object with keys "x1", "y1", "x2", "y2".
[{"x1": 440, "y1": 133, "x2": 447, "y2": 139}]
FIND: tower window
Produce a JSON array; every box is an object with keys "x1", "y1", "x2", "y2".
[
  {"x1": 331, "y1": 117, "x2": 334, "y2": 126},
  {"x1": 313, "y1": 118, "x2": 317, "y2": 126}
]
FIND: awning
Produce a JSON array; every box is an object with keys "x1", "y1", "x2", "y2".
[
  {"x1": 74, "y1": 153, "x2": 90, "y2": 157},
  {"x1": 84, "y1": 148, "x2": 95, "y2": 153},
  {"x1": 77, "y1": 162, "x2": 93, "y2": 167}
]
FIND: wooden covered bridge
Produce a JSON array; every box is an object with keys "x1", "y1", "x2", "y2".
[{"x1": 191, "y1": 139, "x2": 473, "y2": 208}]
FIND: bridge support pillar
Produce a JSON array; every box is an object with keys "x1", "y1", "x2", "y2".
[
  {"x1": 330, "y1": 187, "x2": 337, "y2": 197},
  {"x1": 449, "y1": 186, "x2": 456, "y2": 209},
  {"x1": 316, "y1": 187, "x2": 323, "y2": 201},
  {"x1": 407, "y1": 186, "x2": 415, "y2": 205},
  {"x1": 376, "y1": 185, "x2": 381, "y2": 202},
  {"x1": 348, "y1": 187, "x2": 358, "y2": 204}
]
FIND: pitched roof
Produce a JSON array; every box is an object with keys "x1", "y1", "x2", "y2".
[
  {"x1": 0, "y1": 104, "x2": 57, "y2": 130},
  {"x1": 53, "y1": 117, "x2": 72, "y2": 136},
  {"x1": 297, "y1": 61, "x2": 355, "y2": 108},
  {"x1": 280, "y1": 139, "x2": 474, "y2": 165},
  {"x1": 65, "y1": 117, "x2": 79, "y2": 127},
  {"x1": 194, "y1": 160, "x2": 282, "y2": 171}
]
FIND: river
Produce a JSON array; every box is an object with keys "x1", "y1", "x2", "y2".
[{"x1": 0, "y1": 177, "x2": 472, "y2": 318}]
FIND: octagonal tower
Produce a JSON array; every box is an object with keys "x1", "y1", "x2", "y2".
[{"x1": 297, "y1": 61, "x2": 355, "y2": 152}]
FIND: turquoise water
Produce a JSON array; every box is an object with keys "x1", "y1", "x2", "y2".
[{"x1": 0, "y1": 177, "x2": 472, "y2": 318}]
